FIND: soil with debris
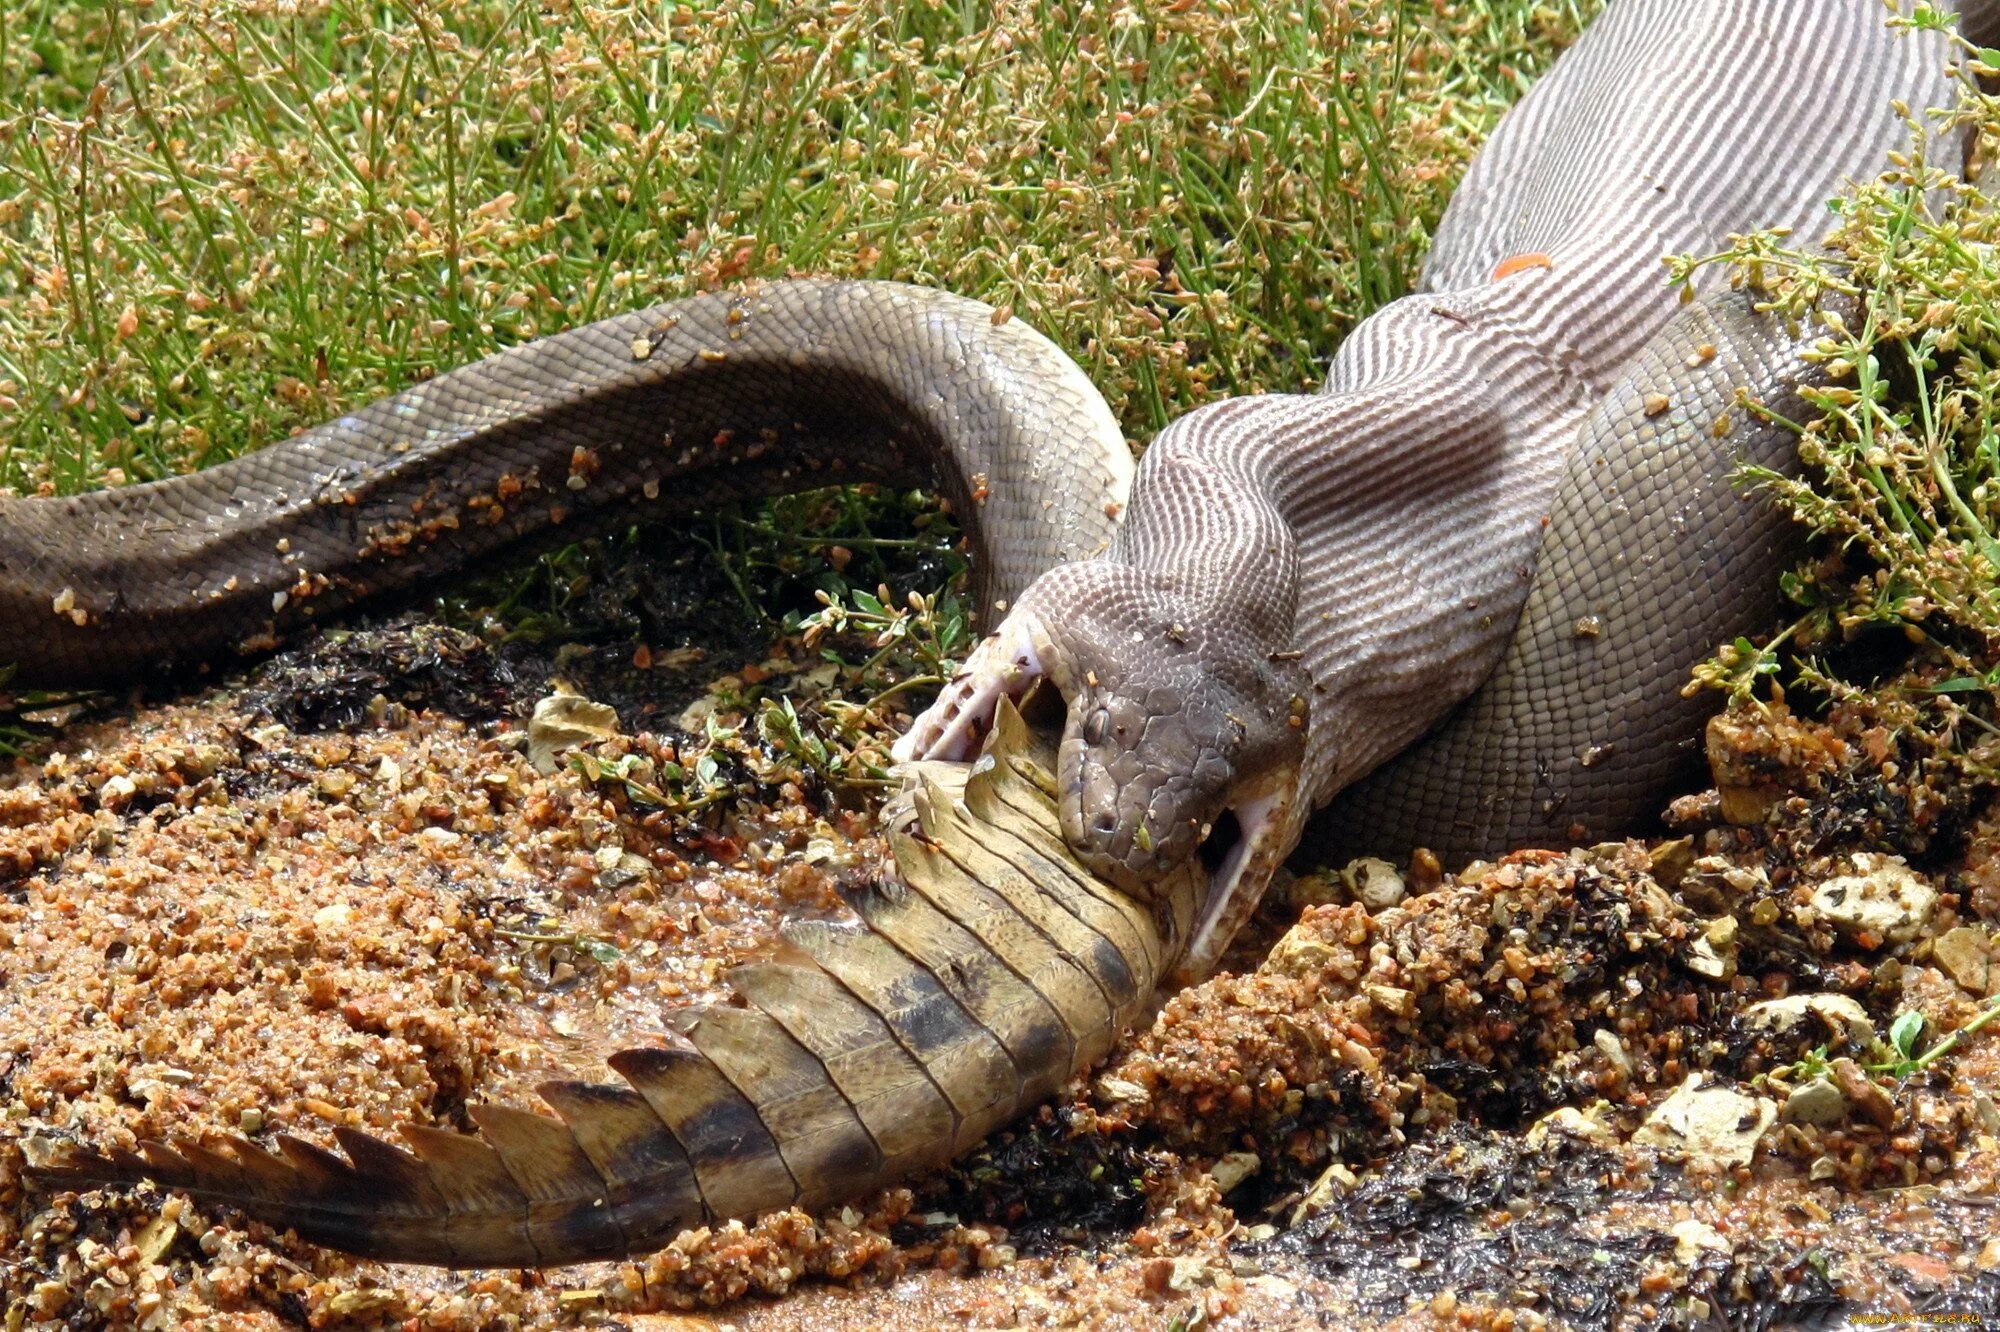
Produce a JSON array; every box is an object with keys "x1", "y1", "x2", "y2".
[{"x1": 5, "y1": 572, "x2": 2000, "y2": 1329}]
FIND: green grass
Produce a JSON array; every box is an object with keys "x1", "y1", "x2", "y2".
[
  {"x1": 8, "y1": 0, "x2": 1999, "y2": 779},
  {"x1": 0, "y1": 0, "x2": 1592, "y2": 495}
]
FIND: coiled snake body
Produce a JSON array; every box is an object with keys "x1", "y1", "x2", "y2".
[{"x1": 29, "y1": 0, "x2": 1993, "y2": 1268}]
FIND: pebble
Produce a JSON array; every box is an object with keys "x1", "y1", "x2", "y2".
[
  {"x1": 1807, "y1": 853, "x2": 1937, "y2": 945},
  {"x1": 1779, "y1": 1076, "x2": 1849, "y2": 1127},
  {"x1": 1669, "y1": 1218, "x2": 1729, "y2": 1263},
  {"x1": 1525, "y1": 1104, "x2": 1620, "y2": 1150},
  {"x1": 1931, "y1": 926, "x2": 1994, "y2": 995},
  {"x1": 1289, "y1": 1159, "x2": 1358, "y2": 1226},
  {"x1": 1829, "y1": 1057, "x2": 1896, "y2": 1131},
  {"x1": 1632, "y1": 1073, "x2": 1776, "y2": 1168},
  {"x1": 1206, "y1": 1151, "x2": 1260, "y2": 1194},
  {"x1": 1742, "y1": 992, "x2": 1876, "y2": 1047},
  {"x1": 1263, "y1": 925, "x2": 1338, "y2": 979},
  {"x1": 1685, "y1": 914, "x2": 1737, "y2": 979},
  {"x1": 313, "y1": 902, "x2": 355, "y2": 930},
  {"x1": 1095, "y1": 1075, "x2": 1151, "y2": 1107},
  {"x1": 1341, "y1": 856, "x2": 1406, "y2": 911}
]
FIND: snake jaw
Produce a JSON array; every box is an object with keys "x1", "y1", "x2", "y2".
[
  {"x1": 1174, "y1": 764, "x2": 1305, "y2": 983},
  {"x1": 1045, "y1": 619, "x2": 1310, "y2": 929}
]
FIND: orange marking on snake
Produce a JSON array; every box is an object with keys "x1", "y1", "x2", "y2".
[{"x1": 1492, "y1": 252, "x2": 1553, "y2": 280}]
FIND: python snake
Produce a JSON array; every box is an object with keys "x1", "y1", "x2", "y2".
[{"x1": 28, "y1": 0, "x2": 1994, "y2": 1268}]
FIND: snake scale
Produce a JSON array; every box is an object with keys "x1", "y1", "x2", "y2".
[{"x1": 29, "y1": 0, "x2": 1994, "y2": 1268}]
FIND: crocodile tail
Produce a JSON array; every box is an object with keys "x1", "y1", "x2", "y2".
[{"x1": 32, "y1": 699, "x2": 1196, "y2": 1268}]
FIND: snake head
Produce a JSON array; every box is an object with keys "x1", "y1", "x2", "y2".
[{"x1": 897, "y1": 561, "x2": 1309, "y2": 976}]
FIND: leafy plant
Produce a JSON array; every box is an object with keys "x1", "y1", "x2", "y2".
[
  {"x1": 1760, "y1": 1042, "x2": 1833, "y2": 1091},
  {"x1": 567, "y1": 715, "x2": 741, "y2": 817},
  {"x1": 794, "y1": 582, "x2": 971, "y2": 697},
  {"x1": 1679, "y1": 71, "x2": 2000, "y2": 763}
]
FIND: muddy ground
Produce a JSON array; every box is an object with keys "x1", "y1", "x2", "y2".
[{"x1": 3, "y1": 533, "x2": 2000, "y2": 1330}]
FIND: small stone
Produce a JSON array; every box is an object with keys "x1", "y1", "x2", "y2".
[
  {"x1": 18, "y1": 1132, "x2": 60, "y2": 1169},
  {"x1": 1364, "y1": 983, "x2": 1415, "y2": 1018},
  {"x1": 1669, "y1": 1218, "x2": 1730, "y2": 1263},
  {"x1": 31, "y1": 1282, "x2": 69, "y2": 1317},
  {"x1": 1095, "y1": 1075, "x2": 1150, "y2": 1107},
  {"x1": 1932, "y1": 926, "x2": 1993, "y2": 995},
  {"x1": 1342, "y1": 856, "x2": 1405, "y2": 910},
  {"x1": 1808, "y1": 853, "x2": 1937, "y2": 945},
  {"x1": 1525, "y1": 1104, "x2": 1619, "y2": 1150},
  {"x1": 1264, "y1": 925, "x2": 1337, "y2": 978},
  {"x1": 1594, "y1": 1029, "x2": 1633, "y2": 1078},
  {"x1": 1648, "y1": 837, "x2": 1696, "y2": 887},
  {"x1": 1290, "y1": 1159, "x2": 1358, "y2": 1226},
  {"x1": 1779, "y1": 1076, "x2": 1849, "y2": 1127},
  {"x1": 325, "y1": 1290, "x2": 402, "y2": 1316},
  {"x1": 1207, "y1": 1151, "x2": 1260, "y2": 1194},
  {"x1": 1631, "y1": 1073, "x2": 1776, "y2": 1168},
  {"x1": 1716, "y1": 781, "x2": 1778, "y2": 827},
  {"x1": 1743, "y1": 993, "x2": 1876, "y2": 1048},
  {"x1": 1686, "y1": 915, "x2": 1738, "y2": 979},
  {"x1": 133, "y1": 1214, "x2": 179, "y2": 1265},
  {"x1": 598, "y1": 852, "x2": 654, "y2": 891},
  {"x1": 313, "y1": 902, "x2": 355, "y2": 931},
  {"x1": 1829, "y1": 1057, "x2": 1896, "y2": 1131},
  {"x1": 1686, "y1": 856, "x2": 1770, "y2": 907}
]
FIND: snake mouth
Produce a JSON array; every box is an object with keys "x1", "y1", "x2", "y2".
[{"x1": 1175, "y1": 768, "x2": 1301, "y2": 983}]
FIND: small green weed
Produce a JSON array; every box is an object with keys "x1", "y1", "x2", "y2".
[
  {"x1": 1870, "y1": 999, "x2": 2000, "y2": 1080},
  {"x1": 1682, "y1": 64, "x2": 2000, "y2": 774}
]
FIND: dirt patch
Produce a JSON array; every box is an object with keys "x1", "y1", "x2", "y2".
[{"x1": 5, "y1": 606, "x2": 2000, "y2": 1328}]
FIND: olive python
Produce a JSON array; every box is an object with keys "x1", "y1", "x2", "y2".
[{"x1": 30, "y1": 0, "x2": 1993, "y2": 1267}]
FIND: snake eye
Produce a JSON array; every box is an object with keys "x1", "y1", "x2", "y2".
[{"x1": 1081, "y1": 706, "x2": 1109, "y2": 746}]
